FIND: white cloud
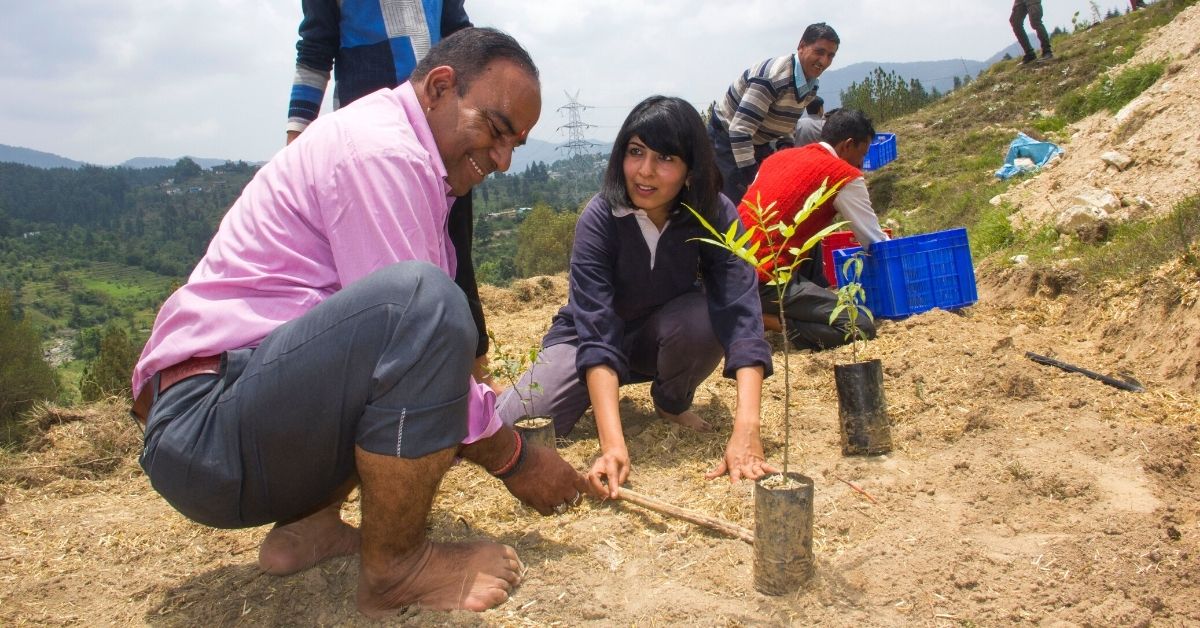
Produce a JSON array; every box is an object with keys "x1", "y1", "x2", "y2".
[{"x1": 0, "y1": 0, "x2": 1132, "y2": 164}]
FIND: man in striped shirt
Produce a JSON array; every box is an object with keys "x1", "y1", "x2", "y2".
[{"x1": 708, "y1": 22, "x2": 840, "y2": 204}]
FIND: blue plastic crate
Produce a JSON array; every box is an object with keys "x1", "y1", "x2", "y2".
[
  {"x1": 861, "y1": 133, "x2": 896, "y2": 171},
  {"x1": 832, "y1": 227, "x2": 977, "y2": 319}
]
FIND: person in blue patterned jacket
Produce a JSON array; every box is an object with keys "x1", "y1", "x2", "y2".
[{"x1": 286, "y1": 0, "x2": 471, "y2": 140}]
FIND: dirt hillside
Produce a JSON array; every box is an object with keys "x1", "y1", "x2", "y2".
[
  {"x1": 3, "y1": 7, "x2": 1200, "y2": 628},
  {"x1": 1000, "y1": 3, "x2": 1200, "y2": 229}
]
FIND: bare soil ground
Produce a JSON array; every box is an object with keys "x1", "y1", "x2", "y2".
[
  {"x1": 2, "y1": 269, "x2": 1197, "y2": 627},
  {"x1": 4, "y1": 7, "x2": 1200, "y2": 627}
]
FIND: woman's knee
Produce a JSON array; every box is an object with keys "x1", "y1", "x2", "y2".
[{"x1": 659, "y1": 294, "x2": 718, "y2": 346}]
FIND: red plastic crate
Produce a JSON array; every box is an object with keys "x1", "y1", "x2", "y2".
[{"x1": 820, "y1": 229, "x2": 891, "y2": 286}]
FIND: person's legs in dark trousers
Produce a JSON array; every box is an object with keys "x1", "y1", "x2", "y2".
[
  {"x1": 142, "y1": 262, "x2": 524, "y2": 610},
  {"x1": 447, "y1": 193, "x2": 489, "y2": 358},
  {"x1": 761, "y1": 277, "x2": 877, "y2": 351},
  {"x1": 708, "y1": 117, "x2": 751, "y2": 205},
  {"x1": 1010, "y1": 0, "x2": 1036, "y2": 61},
  {"x1": 1011, "y1": 0, "x2": 1052, "y2": 61},
  {"x1": 626, "y1": 291, "x2": 724, "y2": 418},
  {"x1": 1024, "y1": 0, "x2": 1052, "y2": 57},
  {"x1": 497, "y1": 292, "x2": 723, "y2": 435},
  {"x1": 141, "y1": 260, "x2": 475, "y2": 528}
]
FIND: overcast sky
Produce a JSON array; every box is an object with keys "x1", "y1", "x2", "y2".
[{"x1": 0, "y1": 0, "x2": 1134, "y2": 166}]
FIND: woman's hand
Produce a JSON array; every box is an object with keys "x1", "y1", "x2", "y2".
[
  {"x1": 587, "y1": 444, "x2": 630, "y2": 500},
  {"x1": 585, "y1": 365, "x2": 628, "y2": 499},
  {"x1": 705, "y1": 428, "x2": 778, "y2": 482}
]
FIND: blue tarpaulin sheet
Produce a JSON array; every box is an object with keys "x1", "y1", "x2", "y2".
[{"x1": 994, "y1": 132, "x2": 1064, "y2": 180}]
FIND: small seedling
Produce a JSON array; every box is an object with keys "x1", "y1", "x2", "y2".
[
  {"x1": 686, "y1": 178, "x2": 848, "y2": 475},
  {"x1": 487, "y1": 331, "x2": 542, "y2": 418},
  {"x1": 829, "y1": 251, "x2": 875, "y2": 364}
]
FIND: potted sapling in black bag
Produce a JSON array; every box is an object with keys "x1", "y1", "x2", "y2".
[
  {"x1": 688, "y1": 181, "x2": 845, "y2": 595},
  {"x1": 488, "y1": 331, "x2": 555, "y2": 449},
  {"x1": 831, "y1": 251, "x2": 891, "y2": 456}
]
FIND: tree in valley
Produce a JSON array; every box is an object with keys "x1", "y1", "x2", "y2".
[
  {"x1": 514, "y1": 203, "x2": 578, "y2": 277},
  {"x1": 840, "y1": 66, "x2": 940, "y2": 124},
  {"x1": 79, "y1": 323, "x2": 139, "y2": 401},
  {"x1": 0, "y1": 289, "x2": 59, "y2": 443}
]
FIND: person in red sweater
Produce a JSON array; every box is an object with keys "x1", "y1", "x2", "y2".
[{"x1": 739, "y1": 109, "x2": 889, "y2": 351}]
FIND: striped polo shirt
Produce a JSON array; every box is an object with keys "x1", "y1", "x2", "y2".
[{"x1": 713, "y1": 54, "x2": 818, "y2": 169}]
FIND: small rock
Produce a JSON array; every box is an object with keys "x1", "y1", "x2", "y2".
[
  {"x1": 1166, "y1": 526, "x2": 1182, "y2": 541},
  {"x1": 1056, "y1": 205, "x2": 1110, "y2": 243},
  {"x1": 1101, "y1": 151, "x2": 1133, "y2": 171},
  {"x1": 1121, "y1": 195, "x2": 1153, "y2": 210},
  {"x1": 1073, "y1": 187, "x2": 1121, "y2": 212},
  {"x1": 990, "y1": 194, "x2": 1004, "y2": 207},
  {"x1": 1011, "y1": 254, "x2": 1029, "y2": 265}
]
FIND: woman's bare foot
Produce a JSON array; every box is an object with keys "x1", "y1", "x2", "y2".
[
  {"x1": 357, "y1": 539, "x2": 523, "y2": 616},
  {"x1": 656, "y1": 406, "x2": 713, "y2": 432},
  {"x1": 258, "y1": 501, "x2": 361, "y2": 576}
]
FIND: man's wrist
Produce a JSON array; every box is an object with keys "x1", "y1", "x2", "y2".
[
  {"x1": 490, "y1": 430, "x2": 527, "y2": 479},
  {"x1": 459, "y1": 425, "x2": 518, "y2": 472}
]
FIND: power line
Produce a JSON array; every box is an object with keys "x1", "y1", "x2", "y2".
[{"x1": 556, "y1": 90, "x2": 598, "y2": 159}]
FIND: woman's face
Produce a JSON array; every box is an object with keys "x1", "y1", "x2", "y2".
[{"x1": 622, "y1": 135, "x2": 689, "y2": 216}]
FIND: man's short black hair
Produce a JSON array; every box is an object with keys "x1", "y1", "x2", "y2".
[
  {"x1": 800, "y1": 23, "x2": 840, "y2": 47},
  {"x1": 806, "y1": 96, "x2": 825, "y2": 116},
  {"x1": 821, "y1": 109, "x2": 875, "y2": 145},
  {"x1": 412, "y1": 27, "x2": 539, "y2": 95}
]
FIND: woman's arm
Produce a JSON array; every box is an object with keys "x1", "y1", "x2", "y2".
[{"x1": 585, "y1": 365, "x2": 629, "y2": 499}]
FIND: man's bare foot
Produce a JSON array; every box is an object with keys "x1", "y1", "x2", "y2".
[
  {"x1": 656, "y1": 406, "x2": 713, "y2": 433},
  {"x1": 258, "y1": 502, "x2": 361, "y2": 576},
  {"x1": 357, "y1": 539, "x2": 522, "y2": 616}
]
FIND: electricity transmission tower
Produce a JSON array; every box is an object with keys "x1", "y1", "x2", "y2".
[{"x1": 557, "y1": 91, "x2": 597, "y2": 159}]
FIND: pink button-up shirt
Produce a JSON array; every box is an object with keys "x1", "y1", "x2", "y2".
[{"x1": 133, "y1": 83, "x2": 500, "y2": 444}]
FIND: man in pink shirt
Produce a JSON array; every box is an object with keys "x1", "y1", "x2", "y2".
[{"x1": 131, "y1": 28, "x2": 587, "y2": 616}]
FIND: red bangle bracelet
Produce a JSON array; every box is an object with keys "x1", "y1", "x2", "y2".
[{"x1": 489, "y1": 429, "x2": 524, "y2": 477}]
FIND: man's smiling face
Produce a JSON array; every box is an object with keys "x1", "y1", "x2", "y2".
[
  {"x1": 797, "y1": 37, "x2": 838, "y2": 81},
  {"x1": 424, "y1": 60, "x2": 541, "y2": 196}
]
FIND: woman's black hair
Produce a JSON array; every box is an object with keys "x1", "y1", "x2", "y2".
[{"x1": 599, "y1": 95, "x2": 721, "y2": 223}]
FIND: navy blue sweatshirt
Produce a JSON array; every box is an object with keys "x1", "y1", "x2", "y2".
[{"x1": 544, "y1": 194, "x2": 773, "y2": 383}]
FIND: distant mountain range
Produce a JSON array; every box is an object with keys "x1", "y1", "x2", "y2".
[
  {"x1": 0, "y1": 139, "x2": 604, "y2": 176},
  {"x1": 820, "y1": 42, "x2": 1024, "y2": 109},
  {"x1": 0, "y1": 144, "x2": 249, "y2": 171},
  {"x1": 508, "y1": 139, "x2": 612, "y2": 175},
  {"x1": 0, "y1": 144, "x2": 90, "y2": 169}
]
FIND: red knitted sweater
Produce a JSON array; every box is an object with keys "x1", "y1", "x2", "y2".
[{"x1": 737, "y1": 144, "x2": 861, "y2": 282}]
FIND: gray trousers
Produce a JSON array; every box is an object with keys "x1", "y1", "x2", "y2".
[
  {"x1": 760, "y1": 276, "x2": 877, "y2": 352},
  {"x1": 497, "y1": 292, "x2": 724, "y2": 437},
  {"x1": 139, "y1": 262, "x2": 477, "y2": 529},
  {"x1": 1010, "y1": 0, "x2": 1052, "y2": 55}
]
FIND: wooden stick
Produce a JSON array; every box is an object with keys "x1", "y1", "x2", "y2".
[
  {"x1": 617, "y1": 487, "x2": 755, "y2": 545},
  {"x1": 833, "y1": 475, "x2": 879, "y2": 504}
]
